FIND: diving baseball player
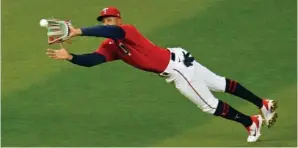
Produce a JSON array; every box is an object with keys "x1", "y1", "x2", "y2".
[{"x1": 46, "y1": 7, "x2": 278, "y2": 142}]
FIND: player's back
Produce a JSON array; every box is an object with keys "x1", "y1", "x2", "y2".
[{"x1": 97, "y1": 25, "x2": 170, "y2": 73}]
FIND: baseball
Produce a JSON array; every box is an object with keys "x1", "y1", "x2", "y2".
[{"x1": 39, "y1": 19, "x2": 48, "y2": 27}]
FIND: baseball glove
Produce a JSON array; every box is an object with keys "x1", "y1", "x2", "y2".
[{"x1": 44, "y1": 19, "x2": 72, "y2": 44}]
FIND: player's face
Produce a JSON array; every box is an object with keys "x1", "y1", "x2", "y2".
[{"x1": 102, "y1": 17, "x2": 121, "y2": 26}]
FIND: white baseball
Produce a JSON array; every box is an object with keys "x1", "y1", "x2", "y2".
[{"x1": 39, "y1": 19, "x2": 48, "y2": 27}]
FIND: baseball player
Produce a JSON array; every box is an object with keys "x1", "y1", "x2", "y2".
[{"x1": 46, "y1": 7, "x2": 278, "y2": 142}]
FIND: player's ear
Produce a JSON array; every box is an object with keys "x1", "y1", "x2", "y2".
[{"x1": 117, "y1": 18, "x2": 122, "y2": 25}]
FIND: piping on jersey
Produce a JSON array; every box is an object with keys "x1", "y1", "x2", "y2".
[{"x1": 173, "y1": 69, "x2": 216, "y2": 110}]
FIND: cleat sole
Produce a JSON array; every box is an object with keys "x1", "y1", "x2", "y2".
[{"x1": 268, "y1": 113, "x2": 278, "y2": 128}]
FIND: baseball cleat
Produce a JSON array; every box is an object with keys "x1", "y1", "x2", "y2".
[
  {"x1": 246, "y1": 115, "x2": 263, "y2": 143},
  {"x1": 260, "y1": 99, "x2": 278, "y2": 128}
]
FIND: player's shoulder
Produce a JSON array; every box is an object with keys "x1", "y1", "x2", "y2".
[
  {"x1": 99, "y1": 39, "x2": 117, "y2": 47},
  {"x1": 120, "y1": 24, "x2": 137, "y2": 30},
  {"x1": 101, "y1": 38, "x2": 113, "y2": 44},
  {"x1": 96, "y1": 38, "x2": 117, "y2": 53}
]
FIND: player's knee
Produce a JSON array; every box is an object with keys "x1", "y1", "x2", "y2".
[
  {"x1": 208, "y1": 76, "x2": 226, "y2": 92},
  {"x1": 197, "y1": 99, "x2": 218, "y2": 114},
  {"x1": 200, "y1": 106, "x2": 216, "y2": 114}
]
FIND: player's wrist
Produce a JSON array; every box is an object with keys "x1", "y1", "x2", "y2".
[
  {"x1": 69, "y1": 27, "x2": 82, "y2": 37},
  {"x1": 75, "y1": 28, "x2": 82, "y2": 36},
  {"x1": 66, "y1": 54, "x2": 73, "y2": 60}
]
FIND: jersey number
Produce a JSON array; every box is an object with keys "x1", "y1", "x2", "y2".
[{"x1": 118, "y1": 43, "x2": 131, "y2": 56}]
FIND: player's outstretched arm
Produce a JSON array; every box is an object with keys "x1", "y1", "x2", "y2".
[
  {"x1": 46, "y1": 48, "x2": 106, "y2": 67},
  {"x1": 68, "y1": 53, "x2": 106, "y2": 67},
  {"x1": 69, "y1": 25, "x2": 125, "y2": 40}
]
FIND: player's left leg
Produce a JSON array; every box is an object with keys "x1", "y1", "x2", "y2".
[
  {"x1": 193, "y1": 61, "x2": 277, "y2": 127},
  {"x1": 224, "y1": 78, "x2": 278, "y2": 127},
  {"x1": 171, "y1": 69, "x2": 262, "y2": 142}
]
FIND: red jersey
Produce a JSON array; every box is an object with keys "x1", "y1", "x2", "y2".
[{"x1": 95, "y1": 24, "x2": 170, "y2": 73}]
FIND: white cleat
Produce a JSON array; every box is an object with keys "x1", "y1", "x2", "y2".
[
  {"x1": 246, "y1": 115, "x2": 263, "y2": 143},
  {"x1": 260, "y1": 99, "x2": 278, "y2": 128}
]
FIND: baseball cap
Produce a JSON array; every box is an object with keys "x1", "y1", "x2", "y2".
[{"x1": 97, "y1": 7, "x2": 121, "y2": 22}]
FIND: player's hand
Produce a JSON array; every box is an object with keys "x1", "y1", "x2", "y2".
[
  {"x1": 46, "y1": 48, "x2": 73, "y2": 60},
  {"x1": 68, "y1": 25, "x2": 82, "y2": 38}
]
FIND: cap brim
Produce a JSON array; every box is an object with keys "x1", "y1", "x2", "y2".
[
  {"x1": 97, "y1": 16, "x2": 104, "y2": 22},
  {"x1": 97, "y1": 15, "x2": 120, "y2": 22}
]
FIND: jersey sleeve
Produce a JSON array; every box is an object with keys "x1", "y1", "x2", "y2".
[{"x1": 95, "y1": 40, "x2": 119, "y2": 62}]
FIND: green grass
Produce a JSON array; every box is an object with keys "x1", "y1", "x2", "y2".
[{"x1": 2, "y1": 0, "x2": 297, "y2": 147}]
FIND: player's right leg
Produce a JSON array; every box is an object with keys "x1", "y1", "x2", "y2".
[
  {"x1": 171, "y1": 69, "x2": 262, "y2": 142},
  {"x1": 193, "y1": 61, "x2": 277, "y2": 128}
]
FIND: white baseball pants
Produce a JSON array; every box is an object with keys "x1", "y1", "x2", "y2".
[{"x1": 161, "y1": 47, "x2": 226, "y2": 114}]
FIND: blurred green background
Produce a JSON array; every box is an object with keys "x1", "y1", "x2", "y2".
[{"x1": 2, "y1": 0, "x2": 297, "y2": 146}]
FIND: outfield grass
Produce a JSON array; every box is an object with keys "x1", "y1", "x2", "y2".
[{"x1": 2, "y1": 0, "x2": 297, "y2": 147}]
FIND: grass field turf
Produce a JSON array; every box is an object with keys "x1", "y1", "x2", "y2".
[{"x1": 2, "y1": 0, "x2": 297, "y2": 147}]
